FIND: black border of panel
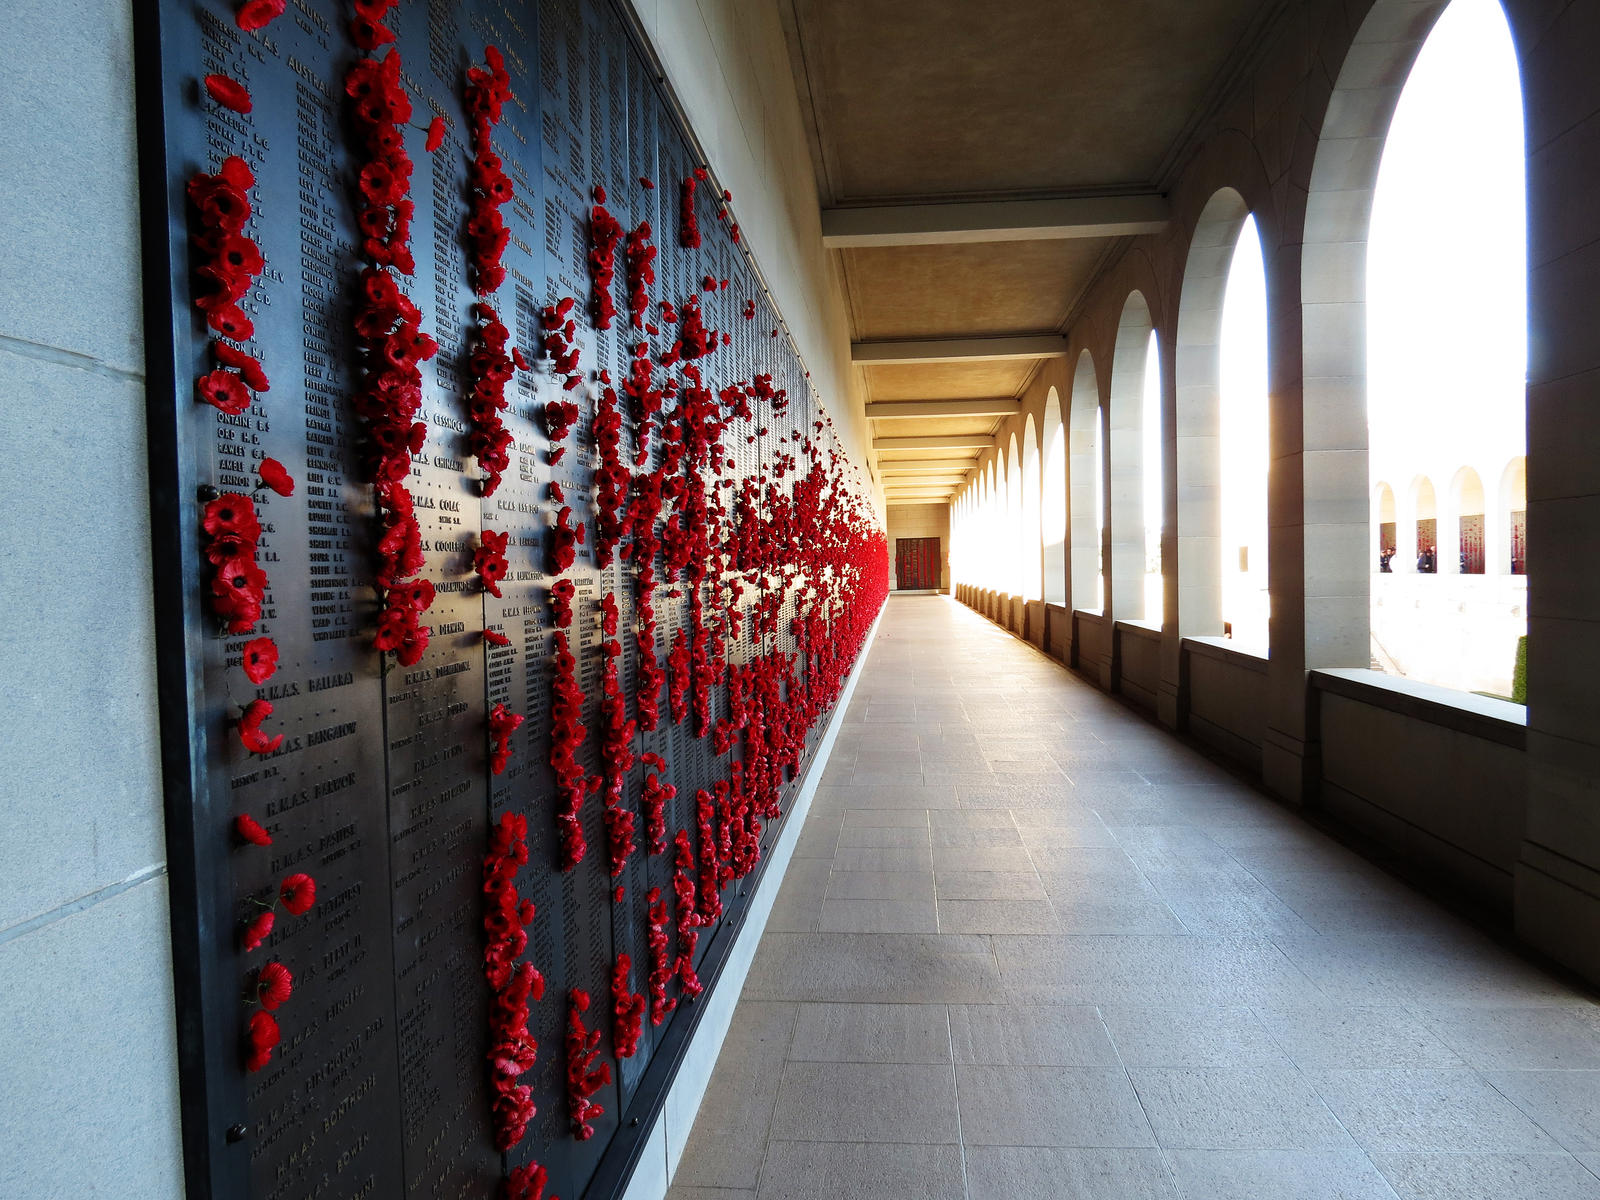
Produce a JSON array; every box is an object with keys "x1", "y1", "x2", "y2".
[{"x1": 132, "y1": 0, "x2": 249, "y2": 1195}]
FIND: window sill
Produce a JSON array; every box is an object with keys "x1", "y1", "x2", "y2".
[
  {"x1": 1115, "y1": 619, "x2": 1162, "y2": 641},
  {"x1": 1311, "y1": 667, "x2": 1526, "y2": 750},
  {"x1": 1182, "y1": 635, "x2": 1269, "y2": 673}
]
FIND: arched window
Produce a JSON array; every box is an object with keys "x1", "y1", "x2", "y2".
[
  {"x1": 1109, "y1": 292, "x2": 1153, "y2": 621},
  {"x1": 1410, "y1": 475, "x2": 1438, "y2": 573},
  {"x1": 1142, "y1": 331, "x2": 1164, "y2": 625},
  {"x1": 1068, "y1": 352, "x2": 1102, "y2": 613},
  {"x1": 1375, "y1": 482, "x2": 1397, "y2": 571},
  {"x1": 1021, "y1": 416, "x2": 1041, "y2": 600},
  {"x1": 1365, "y1": 0, "x2": 1525, "y2": 695},
  {"x1": 1499, "y1": 456, "x2": 1526, "y2": 575},
  {"x1": 1220, "y1": 215, "x2": 1270, "y2": 650},
  {"x1": 1041, "y1": 389, "x2": 1066, "y2": 605},
  {"x1": 1006, "y1": 435, "x2": 1023, "y2": 596},
  {"x1": 1450, "y1": 467, "x2": 1486, "y2": 574}
]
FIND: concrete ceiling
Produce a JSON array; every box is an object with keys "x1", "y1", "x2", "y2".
[{"x1": 780, "y1": 0, "x2": 1277, "y2": 492}]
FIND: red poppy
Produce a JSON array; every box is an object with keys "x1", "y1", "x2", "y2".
[
  {"x1": 234, "y1": 813, "x2": 272, "y2": 846},
  {"x1": 279, "y1": 872, "x2": 316, "y2": 915},
  {"x1": 197, "y1": 369, "x2": 250, "y2": 415},
  {"x1": 238, "y1": 698, "x2": 282, "y2": 755},
  {"x1": 203, "y1": 493, "x2": 260, "y2": 543},
  {"x1": 208, "y1": 303, "x2": 255, "y2": 341},
  {"x1": 257, "y1": 961, "x2": 293, "y2": 1010},
  {"x1": 213, "y1": 341, "x2": 269, "y2": 392},
  {"x1": 211, "y1": 557, "x2": 267, "y2": 633},
  {"x1": 638, "y1": 176, "x2": 654, "y2": 189},
  {"x1": 257, "y1": 458, "x2": 294, "y2": 496},
  {"x1": 425, "y1": 115, "x2": 446, "y2": 152},
  {"x1": 511, "y1": 346, "x2": 529, "y2": 371},
  {"x1": 504, "y1": 1162, "x2": 550, "y2": 1200},
  {"x1": 483, "y1": 629, "x2": 510, "y2": 647},
  {"x1": 204, "y1": 73, "x2": 253, "y2": 114},
  {"x1": 242, "y1": 909, "x2": 274, "y2": 952},
  {"x1": 244, "y1": 1009, "x2": 279, "y2": 1071},
  {"x1": 240, "y1": 636, "x2": 278, "y2": 684},
  {"x1": 235, "y1": 0, "x2": 285, "y2": 31}
]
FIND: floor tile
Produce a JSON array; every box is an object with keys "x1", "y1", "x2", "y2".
[
  {"x1": 1309, "y1": 1068, "x2": 1562, "y2": 1153},
  {"x1": 956, "y1": 1065, "x2": 1156, "y2": 1147},
  {"x1": 1128, "y1": 1068, "x2": 1353, "y2": 1150},
  {"x1": 755, "y1": 1141, "x2": 965, "y2": 1200},
  {"x1": 1253, "y1": 1004, "x2": 1464, "y2": 1069},
  {"x1": 818, "y1": 898, "x2": 938, "y2": 933},
  {"x1": 1371, "y1": 1151, "x2": 1600, "y2": 1199},
  {"x1": 787, "y1": 1002, "x2": 951, "y2": 1064},
  {"x1": 770, "y1": 1061, "x2": 959, "y2": 1143},
  {"x1": 947, "y1": 1004, "x2": 1118, "y2": 1066},
  {"x1": 963, "y1": 1147, "x2": 1178, "y2": 1199},
  {"x1": 1483, "y1": 1069, "x2": 1600, "y2": 1152},
  {"x1": 1164, "y1": 1148, "x2": 1400, "y2": 1199},
  {"x1": 1100, "y1": 1006, "x2": 1292, "y2": 1068}
]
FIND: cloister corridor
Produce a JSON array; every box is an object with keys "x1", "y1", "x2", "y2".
[{"x1": 668, "y1": 595, "x2": 1600, "y2": 1200}]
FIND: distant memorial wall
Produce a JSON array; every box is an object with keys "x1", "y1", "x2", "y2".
[{"x1": 136, "y1": 1, "x2": 885, "y2": 1195}]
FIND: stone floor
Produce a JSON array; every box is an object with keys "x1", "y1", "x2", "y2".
[{"x1": 666, "y1": 595, "x2": 1600, "y2": 1200}]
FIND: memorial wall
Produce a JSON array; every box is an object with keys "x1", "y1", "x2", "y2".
[{"x1": 137, "y1": 2, "x2": 885, "y2": 1196}]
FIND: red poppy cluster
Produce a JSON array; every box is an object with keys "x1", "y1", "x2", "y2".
[
  {"x1": 599, "y1": 638, "x2": 637, "y2": 878},
  {"x1": 588, "y1": 189, "x2": 624, "y2": 330},
  {"x1": 345, "y1": 37, "x2": 439, "y2": 667},
  {"x1": 591, "y1": 380, "x2": 629, "y2": 568},
  {"x1": 502, "y1": 1162, "x2": 554, "y2": 1200},
  {"x1": 483, "y1": 812, "x2": 545, "y2": 1150},
  {"x1": 465, "y1": 305, "x2": 516, "y2": 496},
  {"x1": 549, "y1": 630, "x2": 593, "y2": 870},
  {"x1": 235, "y1": 0, "x2": 285, "y2": 31},
  {"x1": 202, "y1": 492, "x2": 268, "y2": 636},
  {"x1": 238, "y1": 869, "x2": 317, "y2": 1071},
  {"x1": 643, "y1": 887, "x2": 676, "y2": 1026},
  {"x1": 678, "y1": 167, "x2": 706, "y2": 248},
  {"x1": 669, "y1": 832, "x2": 705, "y2": 1001},
  {"x1": 548, "y1": 506, "x2": 583, "y2": 575},
  {"x1": 488, "y1": 701, "x2": 523, "y2": 776},
  {"x1": 624, "y1": 221, "x2": 656, "y2": 330},
  {"x1": 610, "y1": 954, "x2": 646, "y2": 1059},
  {"x1": 187, "y1": 158, "x2": 267, "y2": 408},
  {"x1": 564, "y1": 989, "x2": 611, "y2": 1140},
  {"x1": 460, "y1": 51, "x2": 518, "y2": 495},
  {"x1": 639, "y1": 753, "x2": 674, "y2": 855},
  {"x1": 476, "y1": 528, "x2": 510, "y2": 597}
]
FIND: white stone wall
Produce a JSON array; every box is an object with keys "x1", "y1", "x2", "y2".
[{"x1": 0, "y1": 0, "x2": 185, "y2": 1195}]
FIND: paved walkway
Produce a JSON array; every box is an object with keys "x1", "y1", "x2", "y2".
[{"x1": 668, "y1": 595, "x2": 1600, "y2": 1200}]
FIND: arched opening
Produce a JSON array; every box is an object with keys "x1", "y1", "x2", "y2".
[
  {"x1": 1021, "y1": 416, "x2": 1041, "y2": 601},
  {"x1": 1068, "y1": 350, "x2": 1103, "y2": 613},
  {"x1": 986, "y1": 460, "x2": 1000, "y2": 590},
  {"x1": 1174, "y1": 188, "x2": 1250, "y2": 640},
  {"x1": 1364, "y1": 0, "x2": 1526, "y2": 694},
  {"x1": 1109, "y1": 292, "x2": 1152, "y2": 621},
  {"x1": 1041, "y1": 388, "x2": 1067, "y2": 605},
  {"x1": 1451, "y1": 467, "x2": 1486, "y2": 574},
  {"x1": 1500, "y1": 456, "x2": 1526, "y2": 575},
  {"x1": 1006, "y1": 435, "x2": 1023, "y2": 597},
  {"x1": 1220, "y1": 214, "x2": 1270, "y2": 651},
  {"x1": 1142, "y1": 330, "x2": 1164, "y2": 625},
  {"x1": 1411, "y1": 475, "x2": 1438, "y2": 573},
  {"x1": 1375, "y1": 482, "x2": 1397, "y2": 572}
]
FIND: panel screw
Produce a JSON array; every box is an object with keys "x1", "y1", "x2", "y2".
[
  {"x1": 629, "y1": 1117, "x2": 640, "y2": 1128},
  {"x1": 225, "y1": 1123, "x2": 248, "y2": 1143},
  {"x1": 198, "y1": 484, "x2": 221, "y2": 501}
]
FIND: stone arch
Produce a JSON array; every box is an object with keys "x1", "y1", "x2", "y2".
[
  {"x1": 1041, "y1": 387, "x2": 1067, "y2": 605},
  {"x1": 1108, "y1": 290, "x2": 1154, "y2": 620},
  {"x1": 1174, "y1": 187, "x2": 1252, "y2": 636},
  {"x1": 1021, "y1": 415, "x2": 1042, "y2": 600},
  {"x1": 1068, "y1": 349, "x2": 1103, "y2": 613}
]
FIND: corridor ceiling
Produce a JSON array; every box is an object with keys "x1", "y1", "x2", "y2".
[{"x1": 778, "y1": 0, "x2": 1280, "y2": 502}]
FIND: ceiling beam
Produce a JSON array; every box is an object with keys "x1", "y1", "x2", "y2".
[
  {"x1": 822, "y1": 193, "x2": 1169, "y2": 249},
  {"x1": 865, "y1": 398, "x2": 1021, "y2": 419},
  {"x1": 853, "y1": 336, "x2": 1068, "y2": 365},
  {"x1": 879, "y1": 459, "x2": 976, "y2": 474},
  {"x1": 886, "y1": 497, "x2": 955, "y2": 506},
  {"x1": 874, "y1": 434, "x2": 995, "y2": 451}
]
